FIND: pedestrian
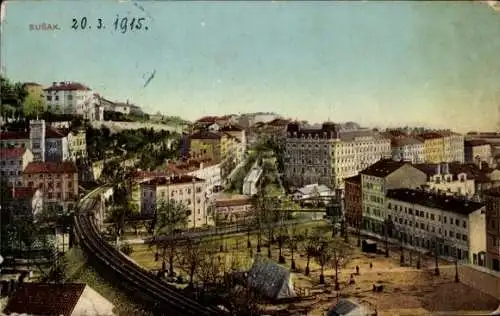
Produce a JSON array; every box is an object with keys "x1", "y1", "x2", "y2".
[
  {"x1": 356, "y1": 265, "x2": 360, "y2": 275},
  {"x1": 370, "y1": 262, "x2": 373, "y2": 269}
]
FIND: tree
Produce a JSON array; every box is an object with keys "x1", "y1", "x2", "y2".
[
  {"x1": 330, "y1": 237, "x2": 352, "y2": 291},
  {"x1": 302, "y1": 234, "x2": 319, "y2": 276},
  {"x1": 1, "y1": 77, "x2": 27, "y2": 119},
  {"x1": 315, "y1": 238, "x2": 334, "y2": 284},
  {"x1": 177, "y1": 238, "x2": 204, "y2": 288},
  {"x1": 196, "y1": 243, "x2": 224, "y2": 289},
  {"x1": 154, "y1": 199, "x2": 189, "y2": 277},
  {"x1": 287, "y1": 223, "x2": 302, "y2": 271},
  {"x1": 23, "y1": 92, "x2": 46, "y2": 117}
]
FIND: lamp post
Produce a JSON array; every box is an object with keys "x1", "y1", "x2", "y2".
[{"x1": 454, "y1": 249, "x2": 459, "y2": 283}]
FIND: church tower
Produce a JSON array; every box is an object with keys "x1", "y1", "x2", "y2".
[{"x1": 29, "y1": 119, "x2": 46, "y2": 162}]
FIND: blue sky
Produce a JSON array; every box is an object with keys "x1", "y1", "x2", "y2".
[{"x1": 2, "y1": 1, "x2": 500, "y2": 131}]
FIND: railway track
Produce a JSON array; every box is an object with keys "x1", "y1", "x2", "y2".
[{"x1": 74, "y1": 188, "x2": 225, "y2": 316}]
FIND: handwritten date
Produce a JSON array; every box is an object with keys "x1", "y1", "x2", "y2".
[{"x1": 71, "y1": 16, "x2": 149, "y2": 33}]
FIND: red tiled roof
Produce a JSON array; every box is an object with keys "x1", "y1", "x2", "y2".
[
  {"x1": 44, "y1": 82, "x2": 90, "y2": 92},
  {"x1": 189, "y1": 131, "x2": 223, "y2": 140},
  {"x1": 220, "y1": 124, "x2": 244, "y2": 132},
  {"x1": 24, "y1": 161, "x2": 77, "y2": 174},
  {"x1": 0, "y1": 131, "x2": 29, "y2": 140},
  {"x1": 46, "y1": 127, "x2": 67, "y2": 138},
  {"x1": 142, "y1": 175, "x2": 204, "y2": 186},
  {"x1": 12, "y1": 187, "x2": 37, "y2": 199},
  {"x1": 23, "y1": 82, "x2": 42, "y2": 87},
  {"x1": 0, "y1": 147, "x2": 26, "y2": 159},
  {"x1": 344, "y1": 174, "x2": 361, "y2": 184},
  {"x1": 4, "y1": 283, "x2": 85, "y2": 316},
  {"x1": 196, "y1": 116, "x2": 220, "y2": 123}
]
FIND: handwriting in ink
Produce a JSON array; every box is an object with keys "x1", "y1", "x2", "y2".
[{"x1": 71, "y1": 16, "x2": 149, "y2": 33}]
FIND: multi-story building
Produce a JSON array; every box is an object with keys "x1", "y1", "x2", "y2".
[
  {"x1": 0, "y1": 120, "x2": 70, "y2": 162},
  {"x1": 22, "y1": 161, "x2": 79, "y2": 210},
  {"x1": 0, "y1": 148, "x2": 34, "y2": 187},
  {"x1": 387, "y1": 188, "x2": 486, "y2": 265},
  {"x1": 390, "y1": 137, "x2": 424, "y2": 163},
  {"x1": 361, "y1": 159, "x2": 427, "y2": 234},
  {"x1": 284, "y1": 122, "x2": 338, "y2": 187},
  {"x1": 220, "y1": 124, "x2": 247, "y2": 158},
  {"x1": 417, "y1": 132, "x2": 444, "y2": 163},
  {"x1": 189, "y1": 131, "x2": 240, "y2": 164},
  {"x1": 166, "y1": 158, "x2": 222, "y2": 197},
  {"x1": 213, "y1": 193, "x2": 254, "y2": 224},
  {"x1": 44, "y1": 82, "x2": 103, "y2": 121},
  {"x1": 66, "y1": 129, "x2": 87, "y2": 160},
  {"x1": 332, "y1": 129, "x2": 392, "y2": 189},
  {"x1": 440, "y1": 131, "x2": 465, "y2": 163},
  {"x1": 484, "y1": 187, "x2": 500, "y2": 271},
  {"x1": 464, "y1": 140, "x2": 492, "y2": 166},
  {"x1": 344, "y1": 175, "x2": 362, "y2": 228},
  {"x1": 140, "y1": 175, "x2": 210, "y2": 228}
]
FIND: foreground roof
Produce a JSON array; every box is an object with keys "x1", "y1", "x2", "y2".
[
  {"x1": 24, "y1": 161, "x2": 78, "y2": 174},
  {"x1": 361, "y1": 159, "x2": 407, "y2": 178},
  {"x1": 0, "y1": 147, "x2": 27, "y2": 159},
  {"x1": 4, "y1": 283, "x2": 86, "y2": 316},
  {"x1": 44, "y1": 82, "x2": 90, "y2": 92},
  {"x1": 12, "y1": 187, "x2": 38, "y2": 199},
  {"x1": 387, "y1": 188, "x2": 484, "y2": 215}
]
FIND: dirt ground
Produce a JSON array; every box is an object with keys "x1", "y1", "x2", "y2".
[{"x1": 130, "y1": 229, "x2": 500, "y2": 315}]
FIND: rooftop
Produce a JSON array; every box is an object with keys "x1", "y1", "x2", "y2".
[
  {"x1": 361, "y1": 159, "x2": 407, "y2": 178},
  {"x1": 189, "y1": 131, "x2": 223, "y2": 140},
  {"x1": 0, "y1": 130, "x2": 29, "y2": 140},
  {"x1": 12, "y1": 187, "x2": 38, "y2": 199},
  {"x1": 413, "y1": 162, "x2": 491, "y2": 182},
  {"x1": 24, "y1": 161, "x2": 78, "y2": 174},
  {"x1": 417, "y1": 132, "x2": 443, "y2": 140},
  {"x1": 141, "y1": 174, "x2": 205, "y2": 186},
  {"x1": 44, "y1": 82, "x2": 90, "y2": 92},
  {"x1": 344, "y1": 174, "x2": 362, "y2": 184},
  {"x1": 0, "y1": 147, "x2": 26, "y2": 159},
  {"x1": 4, "y1": 283, "x2": 86, "y2": 316},
  {"x1": 387, "y1": 188, "x2": 484, "y2": 215},
  {"x1": 391, "y1": 136, "x2": 423, "y2": 147},
  {"x1": 214, "y1": 193, "x2": 252, "y2": 207},
  {"x1": 220, "y1": 124, "x2": 244, "y2": 132},
  {"x1": 465, "y1": 139, "x2": 491, "y2": 147}
]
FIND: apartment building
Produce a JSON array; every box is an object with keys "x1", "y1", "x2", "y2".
[
  {"x1": 0, "y1": 148, "x2": 34, "y2": 187},
  {"x1": 22, "y1": 161, "x2": 79, "y2": 210},
  {"x1": 44, "y1": 81, "x2": 103, "y2": 121},
  {"x1": 440, "y1": 131, "x2": 465, "y2": 163},
  {"x1": 417, "y1": 132, "x2": 444, "y2": 163},
  {"x1": 213, "y1": 193, "x2": 254, "y2": 224},
  {"x1": 390, "y1": 136, "x2": 424, "y2": 164},
  {"x1": 484, "y1": 187, "x2": 500, "y2": 271},
  {"x1": 464, "y1": 140, "x2": 492, "y2": 166},
  {"x1": 67, "y1": 129, "x2": 87, "y2": 160},
  {"x1": 344, "y1": 175, "x2": 362, "y2": 228},
  {"x1": 284, "y1": 122, "x2": 338, "y2": 187},
  {"x1": 188, "y1": 130, "x2": 241, "y2": 164},
  {"x1": 360, "y1": 159, "x2": 427, "y2": 234},
  {"x1": 220, "y1": 124, "x2": 247, "y2": 160},
  {"x1": 387, "y1": 188, "x2": 486, "y2": 265},
  {"x1": 0, "y1": 120, "x2": 70, "y2": 162},
  {"x1": 140, "y1": 175, "x2": 210, "y2": 228},
  {"x1": 166, "y1": 158, "x2": 222, "y2": 197}
]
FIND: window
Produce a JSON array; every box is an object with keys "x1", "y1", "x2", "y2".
[
  {"x1": 431, "y1": 214, "x2": 435, "y2": 220},
  {"x1": 444, "y1": 216, "x2": 447, "y2": 224},
  {"x1": 462, "y1": 221, "x2": 467, "y2": 228},
  {"x1": 455, "y1": 219, "x2": 460, "y2": 226},
  {"x1": 55, "y1": 95, "x2": 59, "y2": 101},
  {"x1": 47, "y1": 96, "x2": 52, "y2": 101}
]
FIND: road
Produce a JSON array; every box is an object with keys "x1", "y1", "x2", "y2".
[{"x1": 74, "y1": 187, "x2": 225, "y2": 316}]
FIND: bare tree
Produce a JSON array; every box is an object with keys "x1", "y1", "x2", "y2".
[
  {"x1": 177, "y1": 237, "x2": 204, "y2": 288},
  {"x1": 287, "y1": 223, "x2": 302, "y2": 271},
  {"x1": 330, "y1": 237, "x2": 352, "y2": 291},
  {"x1": 315, "y1": 238, "x2": 334, "y2": 285},
  {"x1": 302, "y1": 234, "x2": 320, "y2": 276}
]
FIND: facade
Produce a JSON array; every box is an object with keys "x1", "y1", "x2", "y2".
[
  {"x1": 189, "y1": 131, "x2": 224, "y2": 162},
  {"x1": 360, "y1": 159, "x2": 427, "y2": 234},
  {"x1": 165, "y1": 159, "x2": 222, "y2": 198},
  {"x1": 417, "y1": 132, "x2": 444, "y2": 163},
  {"x1": 67, "y1": 129, "x2": 87, "y2": 160},
  {"x1": 440, "y1": 131, "x2": 465, "y2": 163},
  {"x1": 140, "y1": 175, "x2": 210, "y2": 227},
  {"x1": 344, "y1": 175, "x2": 362, "y2": 228},
  {"x1": 390, "y1": 136, "x2": 424, "y2": 163},
  {"x1": 44, "y1": 82, "x2": 103, "y2": 121},
  {"x1": 284, "y1": 122, "x2": 338, "y2": 187},
  {"x1": 220, "y1": 124, "x2": 247, "y2": 153},
  {"x1": 22, "y1": 161, "x2": 79, "y2": 210},
  {"x1": 242, "y1": 163, "x2": 263, "y2": 196},
  {"x1": 0, "y1": 131, "x2": 30, "y2": 149},
  {"x1": 11, "y1": 187, "x2": 44, "y2": 218},
  {"x1": 45, "y1": 126, "x2": 70, "y2": 162},
  {"x1": 387, "y1": 188, "x2": 486, "y2": 265},
  {"x1": 465, "y1": 139, "x2": 492, "y2": 166},
  {"x1": 213, "y1": 193, "x2": 254, "y2": 224},
  {"x1": 0, "y1": 148, "x2": 34, "y2": 187},
  {"x1": 484, "y1": 187, "x2": 500, "y2": 271}
]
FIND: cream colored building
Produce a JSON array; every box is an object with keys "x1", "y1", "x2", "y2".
[
  {"x1": 440, "y1": 131, "x2": 465, "y2": 163},
  {"x1": 140, "y1": 175, "x2": 211, "y2": 228},
  {"x1": 360, "y1": 160, "x2": 427, "y2": 234},
  {"x1": 67, "y1": 129, "x2": 87, "y2": 160},
  {"x1": 465, "y1": 139, "x2": 492, "y2": 166},
  {"x1": 387, "y1": 188, "x2": 486, "y2": 265}
]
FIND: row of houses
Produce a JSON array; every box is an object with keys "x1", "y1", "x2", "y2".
[
  {"x1": 344, "y1": 159, "x2": 500, "y2": 270},
  {"x1": 277, "y1": 121, "x2": 497, "y2": 190}
]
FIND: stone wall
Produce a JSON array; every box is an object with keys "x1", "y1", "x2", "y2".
[{"x1": 453, "y1": 264, "x2": 500, "y2": 299}]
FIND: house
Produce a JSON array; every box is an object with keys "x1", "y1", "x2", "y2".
[
  {"x1": 247, "y1": 255, "x2": 296, "y2": 300},
  {"x1": 327, "y1": 299, "x2": 374, "y2": 316},
  {"x1": 22, "y1": 161, "x2": 79, "y2": 211},
  {"x1": 140, "y1": 175, "x2": 210, "y2": 227},
  {"x1": 360, "y1": 159, "x2": 427, "y2": 235},
  {"x1": 11, "y1": 187, "x2": 43, "y2": 218},
  {"x1": 66, "y1": 128, "x2": 87, "y2": 160},
  {"x1": 465, "y1": 139, "x2": 493, "y2": 166},
  {"x1": 387, "y1": 188, "x2": 486, "y2": 265},
  {"x1": 0, "y1": 148, "x2": 34, "y2": 187},
  {"x1": 344, "y1": 175, "x2": 362, "y2": 229},
  {"x1": 293, "y1": 183, "x2": 334, "y2": 201},
  {"x1": 44, "y1": 81, "x2": 103, "y2": 121},
  {"x1": 3, "y1": 283, "x2": 115, "y2": 316},
  {"x1": 213, "y1": 193, "x2": 253, "y2": 224},
  {"x1": 389, "y1": 136, "x2": 424, "y2": 164}
]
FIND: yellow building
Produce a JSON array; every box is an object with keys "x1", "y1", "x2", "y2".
[
  {"x1": 417, "y1": 132, "x2": 444, "y2": 163},
  {"x1": 189, "y1": 131, "x2": 240, "y2": 163},
  {"x1": 67, "y1": 129, "x2": 87, "y2": 160}
]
